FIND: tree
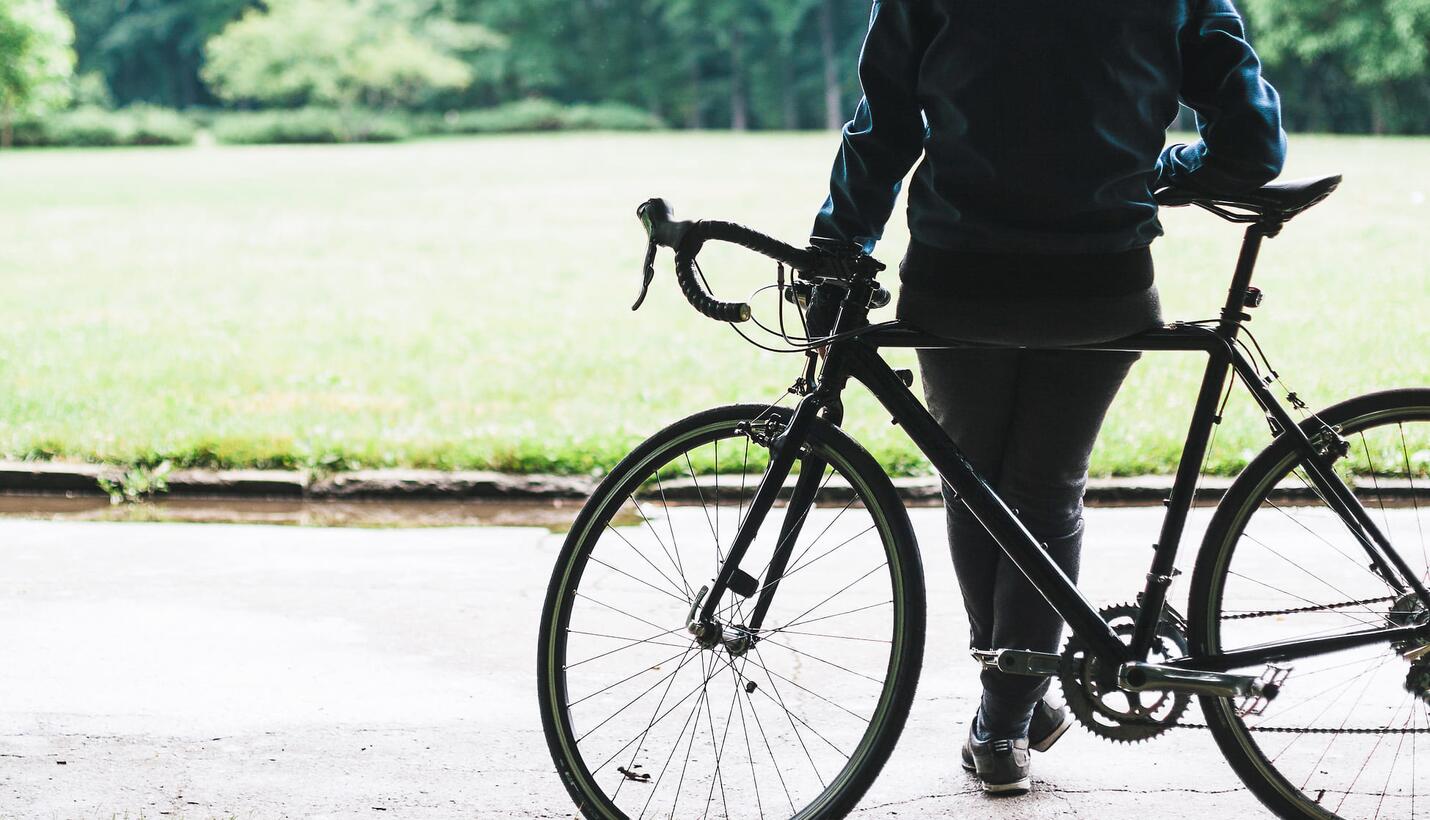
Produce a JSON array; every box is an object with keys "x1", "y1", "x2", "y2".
[
  {"x1": 202, "y1": 0, "x2": 499, "y2": 109},
  {"x1": 60, "y1": 0, "x2": 254, "y2": 107},
  {"x1": 0, "y1": 0, "x2": 75, "y2": 148},
  {"x1": 758, "y1": 0, "x2": 819, "y2": 129},
  {"x1": 1244, "y1": 0, "x2": 1430, "y2": 132}
]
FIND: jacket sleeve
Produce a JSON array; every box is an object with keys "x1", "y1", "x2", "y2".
[
  {"x1": 811, "y1": 0, "x2": 927, "y2": 253},
  {"x1": 1155, "y1": 0, "x2": 1287, "y2": 193}
]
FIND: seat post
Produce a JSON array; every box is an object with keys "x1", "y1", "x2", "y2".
[{"x1": 1217, "y1": 221, "x2": 1276, "y2": 338}]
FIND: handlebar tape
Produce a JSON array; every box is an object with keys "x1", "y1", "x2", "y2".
[{"x1": 639, "y1": 198, "x2": 823, "y2": 324}]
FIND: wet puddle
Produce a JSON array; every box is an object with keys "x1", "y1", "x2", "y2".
[{"x1": 0, "y1": 494, "x2": 586, "y2": 530}]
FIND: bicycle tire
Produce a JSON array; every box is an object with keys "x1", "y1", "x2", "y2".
[
  {"x1": 1189, "y1": 388, "x2": 1430, "y2": 819},
  {"x1": 538, "y1": 404, "x2": 926, "y2": 819}
]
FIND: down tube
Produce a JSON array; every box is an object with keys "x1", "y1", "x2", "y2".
[{"x1": 844, "y1": 343, "x2": 1130, "y2": 663}]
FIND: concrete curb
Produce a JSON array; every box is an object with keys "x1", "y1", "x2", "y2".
[{"x1": 0, "y1": 459, "x2": 1226, "y2": 506}]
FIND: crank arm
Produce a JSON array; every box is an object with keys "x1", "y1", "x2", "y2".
[
  {"x1": 1118, "y1": 662, "x2": 1273, "y2": 700},
  {"x1": 972, "y1": 649, "x2": 1062, "y2": 678}
]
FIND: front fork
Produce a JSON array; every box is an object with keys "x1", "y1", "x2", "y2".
[{"x1": 690, "y1": 390, "x2": 829, "y2": 643}]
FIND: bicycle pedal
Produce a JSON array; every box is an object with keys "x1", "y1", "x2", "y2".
[
  {"x1": 1237, "y1": 664, "x2": 1291, "y2": 717},
  {"x1": 972, "y1": 649, "x2": 1061, "y2": 677}
]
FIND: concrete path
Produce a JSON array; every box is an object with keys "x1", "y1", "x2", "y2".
[{"x1": 0, "y1": 510, "x2": 1278, "y2": 818}]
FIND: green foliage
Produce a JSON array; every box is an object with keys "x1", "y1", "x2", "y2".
[
  {"x1": 60, "y1": 0, "x2": 254, "y2": 108},
  {"x1": 210, "y1": 108, "x2": 410, "y2": 144},
  {"x1": 560, "y1": 102, "x2": 666, "y2": 131},
  {"x1": 38, "y1": 0, "x2": 1430, "y2": 135},
  {"x1": 7, "y1": 105, "x2": 195, "y2": 147},
  {"x1": 461, "y1": 0, "x2": 866, "y2": 129},
  {"x1": 98, "y1": 460, "x2": 172, "y2": 504},
  {"x1": 126, "y1": 103, "x2": 197, "y2": 144},
  {"x1": 432, "y1": 99, "x2": 664, "y2": 134},
  {"x1": 0, "y1": 0, "x2": 76, "y2": 146},
  {"x1": 202, "y1": 0, "x2": 496, "y2": 109},
  {"x1": 1247, "y1": 0, "x2": 1430, "y2": 84},
  {"x1": 69, "y1": 69, "x2": 112, "y2": 107},
  {"x1": 28, "y1": 105, "x2": 123, "y2": 145},
  {"x1": 1245, "y1": 0, "x2": 1430, "y2": 132}
]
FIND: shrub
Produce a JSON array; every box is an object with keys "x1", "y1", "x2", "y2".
[
  {"x1": 39, "y1": 107, "x2": 130, "y2": 146},
  {"x1": 560, "y1": 102, "x2": 664, "y2": 131},
  {"x1": 211, "y1": 108, "x2": 410, "y2": 144},
  {"x1": 441, "y1": 98, "x2": 567, "y2": 133},
  {"x1": 126, "y1": 104, "x2": 197, "y2": 145},
  {"x1": 432, "y1": 99, "x2": 664, "y2": 135},
  {"x1": 5, "y1": 106, "x2": 196, "y2": 147}
]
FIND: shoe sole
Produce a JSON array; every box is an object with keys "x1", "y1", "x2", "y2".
[
  {"x1": 982, "y1": 776, "x2": 1031, "y2": 795},
  {"x1": 1029, "y1": 712, "x2": 1074, "y2": 753}
]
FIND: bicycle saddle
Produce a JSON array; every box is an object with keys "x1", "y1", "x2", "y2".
[{"x1": 1157, "y1": 174, "x2": 1342, "y2": 222}]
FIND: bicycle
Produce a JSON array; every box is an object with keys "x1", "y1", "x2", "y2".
[{"x1": 537, "y1": 173, "x2": 1430, "y2": 819}]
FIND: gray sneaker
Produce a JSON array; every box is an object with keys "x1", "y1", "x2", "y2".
[
  {"x1": 1029, "y1": 698, "x2": 1074, "y2": 753},
  {"x1": 961, "y1": 722, "x2": 1031, "y2": 795}
]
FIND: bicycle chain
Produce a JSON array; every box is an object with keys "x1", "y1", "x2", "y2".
[
  {"x1": 1220, "y1": 595, "x2": 1397, "y2": 621},
  {"x1": 1161, "y1": 721, "x2": 1430, "y2": 734},
  {"x1": 1075, "y1": 597, "x2": 1430, "y2": 736},
  {"x1": 1180, "y1": 594, "x2": 1428, "y2": 732}
]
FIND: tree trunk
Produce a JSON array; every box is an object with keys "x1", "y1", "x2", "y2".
[
  {"x1": 687, "y1": 59, "x2": 704, "y2": 129},
  {"x1": 1, "y1": 107, "x2": 12, "y2": 150},
  {"x1": 730, "y1": 28, "x2": 749, "y2": 131},
  {"x1": 1370, "y1": 84, "x2": 1393, "y2": 135},
  {"x1": 819, "y1": 0, "x2": 843, "y2": 130},
  {"x1": 780, "y1": 41, "x2": 798, "y2": 130}
]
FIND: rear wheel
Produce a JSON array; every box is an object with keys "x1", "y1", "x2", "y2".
[
  {"x1": 538, "y1": 404, "x2": 925, "y2": 819},
  {"x1": 1190, "y1": 389, "x2": 1430, "y2": 818}
]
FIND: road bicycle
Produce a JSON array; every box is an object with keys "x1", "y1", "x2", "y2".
[{"x1": 538, "y1": 174, "x2": 1430, "y2": 818}]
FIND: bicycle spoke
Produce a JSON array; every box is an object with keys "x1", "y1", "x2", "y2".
[
  {"x1": 772, "y1": 599, "x2": 893, "y2": 633},
  {"x1": 588, "y1": 552, "x2": 690, "y2": 607},
  {"x1": 597, "y1": 526, "x2": 692, "y2": 603},
  {"x1": 1203, "y1": 404, "x2": 1430, "y2": 819},
  {"x1": 579, "y1": 646, "x2": 699, "y2": 744},
  {"x1": 549, "y1": 413, "x2": 910, "y2": 819},
  {"x1": 566, "y1": 627, "x2": 689, "y2": 671},
  {"x1": 627, "y1": 497, "x2": 695, "y2": 600},
  {"x1": 641, "y1": 653, "x2": 710, "y2": 819},
  {"x1": 1399, "y1": 423, "x2": 1428, "y2": 576},
  {"x1": 767, "y1": 562, "x2": 889, "y2": 639},
  {"x1": 758, "y1": 637, "x2": 886, "y2": 686},
  {"x1": 736, "y1": 649, "x2": 873, "y2": 723}
]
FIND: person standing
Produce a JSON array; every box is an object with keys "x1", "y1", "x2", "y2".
[{"x1": 811, "y1": 0, "x2": 1285, "y2": 795}]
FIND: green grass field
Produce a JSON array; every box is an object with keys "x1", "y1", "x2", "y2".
[{"x1": 0, "y1": 133, "x2": 1425, "y2": 477}]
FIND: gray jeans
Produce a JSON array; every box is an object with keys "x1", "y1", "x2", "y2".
[{"x1": 917, "y1": 346, "x2": 1140, "y2": 737}]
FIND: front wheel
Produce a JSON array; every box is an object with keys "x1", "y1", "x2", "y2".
[
  {"x1": 1190, "y1": 388, "x2": 1430, "y2": 818},
  {"x1": 538, "y1": 404, "x2": 926, "y2": 819}
]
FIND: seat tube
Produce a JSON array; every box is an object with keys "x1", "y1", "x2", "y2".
[{"x1": 1217, "y1": 224, "x2": 1269, "y2": 336}]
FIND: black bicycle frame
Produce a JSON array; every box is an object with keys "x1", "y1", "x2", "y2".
[{"x1": 696, "y1": 223, "x2": 1430, "y2": 677}]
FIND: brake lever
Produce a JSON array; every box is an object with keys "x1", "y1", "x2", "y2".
[{"x1": 633, "y1": 239, "x2": 657, "y2": 311}]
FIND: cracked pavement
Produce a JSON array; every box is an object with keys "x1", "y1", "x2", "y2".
[{"x1": 0, "y1": 509, "x2": 1273, "y2": 817}]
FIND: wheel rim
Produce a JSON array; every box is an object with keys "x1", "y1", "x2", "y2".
[
  {"x1": 1204, "y1": 404, "x2": 1430, "y2": 818},
  {"x1": 543, "y1": 413, "x2": 911, "y2": 819}
]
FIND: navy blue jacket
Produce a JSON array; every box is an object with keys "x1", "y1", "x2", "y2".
[{"x1": 812, "y1": 0, "x2": 1287, "y2": 255}]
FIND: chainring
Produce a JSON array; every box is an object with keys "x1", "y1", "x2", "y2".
[{"x1": 1060, "y1": 603, "x2": 1192, "y2": 743}]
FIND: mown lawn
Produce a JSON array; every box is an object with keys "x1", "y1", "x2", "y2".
[{"x1": 0, "y1": 132, "x2": 1425, "y2": 477}]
